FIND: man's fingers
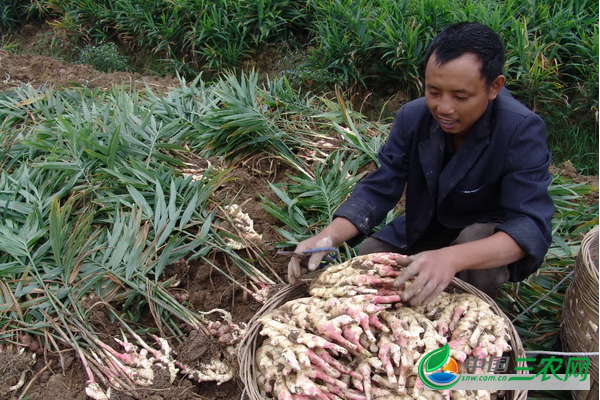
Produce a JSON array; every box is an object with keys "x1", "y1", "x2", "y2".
[
  {"x1": 406, "y1": 280, "x2": 436, "y2": 306},
  {"x1": 393, "y1": 254, "x2": 416, "y2": 267},
  {"x1": 287, "y1": 258, "x2": 302, "y2": 284},
  {"x1": 400, "y1": 277, "x2": 423, "y2": 302},
  {"x1": 394, "y1": 272, "x2": 410, "y2": 287},
  {"x1": 307, "y1": 252, "x2": 327, "y2": 271},
  {"x1": 393, "y1": 255, "x2": 419, "y2": 286},
  {"x1": 287, "y1": 251, "x2": 327, "y2": 283},
  {"x1": 416, "y1": 285, "x2": 444, "y2": 307}
]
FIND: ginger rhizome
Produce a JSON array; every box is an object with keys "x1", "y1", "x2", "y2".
[{"x1": 255, "y1": 253, "x2": 513, "y2": 400}]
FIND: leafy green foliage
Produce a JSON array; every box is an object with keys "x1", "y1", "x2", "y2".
[
  {"x1": 0, "y1": 80, "x2": 284, "y2": 356},
  {"x1": 78, "y1": 42, "x2": 130, "y2": 72},
  {"x1": 497, "y1": 175, "x2": 599, "y2": 352},
  {"x1": 192, "y1": 70, "x2": 293, "y2": 159},
  {"x1": 186, "y1": 69, "x2": 361, "y2": 178},
  {"x1": 5, "y1": 0, "x2": 595, "y2": 171},
  {"x1": 283, "y1": 64, "x2": 347, "y2": 93},
  {"x1": 0, "y1": 0, "x2": 49, "y2": 30},
  {"x1": 0, "y1": 71, "x2": 391, "y2": 360},
  {"x1": 261, "y1": 150, "x2": 366, "y2": 244}
]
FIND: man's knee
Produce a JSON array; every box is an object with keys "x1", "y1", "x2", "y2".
[
  {"x1": 358, "y1": 237, "x2": 402, "y2": 255},
  {"x1": 452, "y1": 222, "x2": 507, "y2": 298},
  {"x1": 452, "y1": 222, "x2": 500, "y2": 244}
]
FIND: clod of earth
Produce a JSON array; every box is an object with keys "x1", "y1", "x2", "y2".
[{"x1": 255, "y1": 253, "x2": 513, "y2": 400}]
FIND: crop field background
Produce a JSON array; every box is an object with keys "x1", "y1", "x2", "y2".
[{"x1": 0, "y1": 1, "x2": 598, "y2": 400}]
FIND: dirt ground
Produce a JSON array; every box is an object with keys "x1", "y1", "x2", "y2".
[
  {"x1": 0, "y1": 51, "x2": 180, "y2": 93},
  {"x1": 1, "y1": 24, "x2": 599, "y2": 400}
]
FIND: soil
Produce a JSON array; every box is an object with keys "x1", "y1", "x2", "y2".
[
  {"x1": 1, "y1": 23, "x2": 598, "y2": 400},
  {"x1": 0, "y1": 51, "x2": 180, "y2": 93}
]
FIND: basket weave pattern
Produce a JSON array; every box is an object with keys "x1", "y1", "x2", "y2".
[
  {"x1": 239, "y1": 278, "x2": 528, "y2": 400},
  {"x1": 561, "y1": 226, "x2": 599, "y2": 400}
]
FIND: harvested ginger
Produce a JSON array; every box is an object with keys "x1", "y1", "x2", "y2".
[{"x1": 255, "y1": 253, "x2": 512, "y2": 400}]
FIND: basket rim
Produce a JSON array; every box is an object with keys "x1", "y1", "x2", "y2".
[{"x1": 577, "y1": 225, "x2": 599, "y2": 281}]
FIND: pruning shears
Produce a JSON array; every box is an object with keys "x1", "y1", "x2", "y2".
[{"x1": 277, "y1": 247, "x2": 340, "y2": 269}]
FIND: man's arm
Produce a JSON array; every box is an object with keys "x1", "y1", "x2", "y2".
[{"x1": 394, "y1": 231, "x2": 525, "y2": 305}]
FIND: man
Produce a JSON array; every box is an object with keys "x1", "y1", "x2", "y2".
[{"x1": 287, "y1": 22, "x2": 554, "y2": 305}]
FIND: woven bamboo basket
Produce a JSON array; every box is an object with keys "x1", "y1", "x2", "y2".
[
  {"x1": 239, "y1": 277, "x2": 528, "y2": 400},
  {"x1": 561, "y1": 225, "x2": 599, "y2": 400}
]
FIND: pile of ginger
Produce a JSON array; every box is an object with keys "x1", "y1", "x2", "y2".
[{"x1": 255, "y1": 253, "x2": 513, "y2": 400}]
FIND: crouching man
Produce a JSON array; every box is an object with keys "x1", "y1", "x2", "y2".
[{"x1": 287, "y1": 22, "x2": 554, "y2": 305}]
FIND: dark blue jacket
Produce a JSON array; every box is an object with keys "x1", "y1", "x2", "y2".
[{"x1": 334, "y1": 88, "x2": 554, "y2": 281}]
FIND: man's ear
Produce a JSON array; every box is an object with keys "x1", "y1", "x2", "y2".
[{"x1": 488, "y1": 75, "x2": 505, "y2": 99}]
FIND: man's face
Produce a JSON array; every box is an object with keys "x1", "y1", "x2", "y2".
[{"x1": 425, "y1": 52, "x2": 504, "y2": 138}]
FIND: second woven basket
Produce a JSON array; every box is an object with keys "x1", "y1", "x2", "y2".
[{"x1": 561, "y1": 225, "x2": 599, "y2": 400}]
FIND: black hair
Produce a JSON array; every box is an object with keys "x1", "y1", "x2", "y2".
[{"x1": 424, "y1": 22, "x2": 505, "y2": 87}]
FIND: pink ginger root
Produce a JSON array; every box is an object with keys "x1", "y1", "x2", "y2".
[
  {"x1": 437, "y1": 320, "x2": 450, "y2": 336},
  {"x1": 469, "y1": 321, "x2": 493, "y2": 348},
  {"x1": 324, "y1": 382, "x2": 347, "y2": 399},
  {"x1": 338, "y1": 389, "x2": 367, "y2": 400},
  {"x1": 353, "y1": 274, "x2": 396, "y2": 286},
  {"x1": 281, "y1": 348, "x2": 302, "y2": 372},
  {"x1": 377, "y1": 335, "x2": 398, "y2": 384},
  {"x1": 263, "y1": 319, "x2": 348, "y2": 355},
  {"x1": 369, "y1": 254, "x2": 399, "y2": 266},
  {"x1": 389, "y1": 342, "x2": 401, "y2": 367},
  {"x1": 414, "y1": 376, "x2": 425, "y2": 390},
  {"x1": 314, "y1": 349, "x2": 362, "y2": 381},
  {"x1": 382, "y1": 313, "x2": 411, "y2": 347},
  {"x1": 374, "y1": 263, "x2": 402, "y2": 277},
  {"x1": 314, "y1": 315, "x2": 362, "y2": 353},
  {"x1": 351, "y1": 375, "x2": 364, "y2": 392},
  {"x1": 257, "y1": 374, "x2": 274, "y2": 393},
  {"x1": 448, "y1": 339, "x2": 470, "y2": 362},
  {"x1": 370, "y1": 387, "x2": 394, "y2": 397},
  {"x1": 371, "y1": 374, "x2": 397, "y2": 390},
  {"x1": 396, "y1": 363, "x2": 411, "y2": 391},
  {"x1": 98, "y1": 339, "x2": 139, "y2": 366},
  {"x1": 368, "y1": 314, "x2": 388, "y2": 332},
  {"x1": 375, "y1": 288, "x2": 404, "y2": 297},
  {"x1": 321, "y1": 392, "x2": 343, "y2": 400},
  {"x1": 371, "y1": 294, "x2": 402, "y2": 304},
  {"x1": 293, "y1": 374, "x2": 329, "y2": 400},
  {"x1": 357, "y1": 361, "x2": 372, "y2": 400},
  {"x1": 342, "y1": 324, "x2": 367, "y2": 352},
  {"x1": 305, "y1": 366, "x2": 348, "y2": 390},
  {"x1": 451, "y1": 306, "x2": 466, "y2": 327},
  {"x1": 305, "y1": 349, "x2": 340, "y2": 378},
  {"x1": 275, "y1": 379, "x2": 294, "y2": 400},
  {"x1": 472, "y1": 346, "x2": 488, "y2": 359},
  {"x1": 327, "y1": 300, "x2": 382, "y2": 342}
]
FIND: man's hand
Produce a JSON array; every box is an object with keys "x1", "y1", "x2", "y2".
[
  {"x1": 287, "y1": 237, "x2": 334, "y2": 284},
  {"x1": 393, "y1": 231, "x2": 527, "y2": 305},
  {"x1": 286, "y1": 217, "x2": 360, "y2": 284},
  {"x1": 393, "y1": 249, "x2": 458, "y2": 306}
]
